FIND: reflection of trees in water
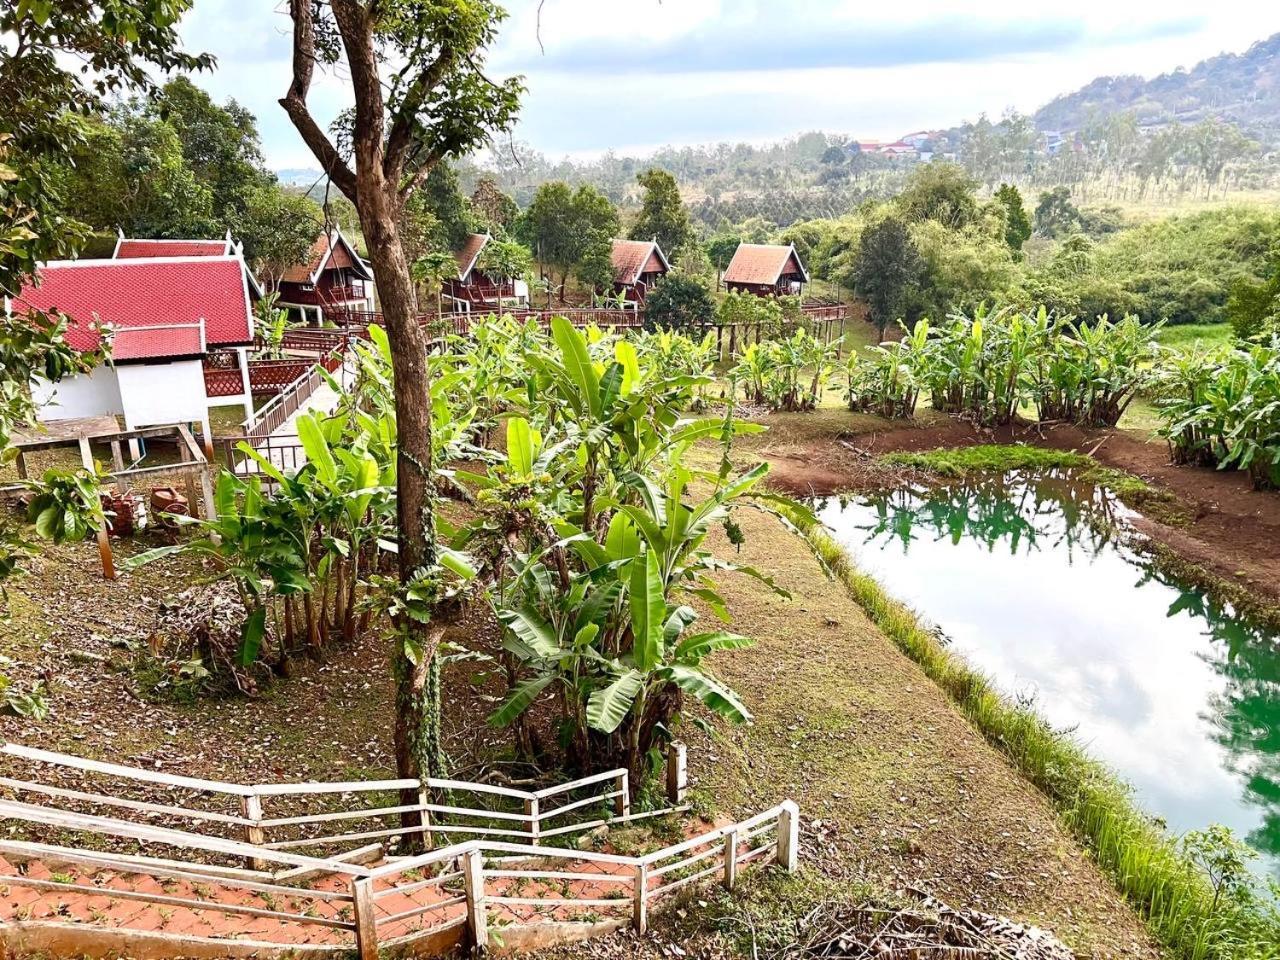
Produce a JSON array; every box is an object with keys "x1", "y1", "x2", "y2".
[
  {"x1": 1152, "y1": 573, "x2": 1280, "y2": 862},
  {"x1": 820, "y1": 470, "x2": 1280, "y2": 868},
  {"x1": 827, "y1": 468, "x2": 1125, "y2": 559}
]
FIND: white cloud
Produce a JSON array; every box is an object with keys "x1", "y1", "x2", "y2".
[{"x1": 173, "y1": 1, "x2": 1280, "y2": 169}]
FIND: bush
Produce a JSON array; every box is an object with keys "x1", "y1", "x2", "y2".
[{"x1": 643, "y1": 273, "x2": 714, "y2": 331}]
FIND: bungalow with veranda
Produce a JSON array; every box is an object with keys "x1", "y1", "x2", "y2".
[
  {"x1": 7, "y1": 253, "x2": 259, "y2": 443},
  {"x1": 442, "y1": 232, "x2": 530, "y2": 312},
  {"x1": 273, "y1": 225, "x2": 374, "y2": 324},
  {"x1": 722, "y1": 243, "x2": 809, "y2": 297},
  {"x1": 610, "y1": 239, "x2": 670, "y2": 306}
]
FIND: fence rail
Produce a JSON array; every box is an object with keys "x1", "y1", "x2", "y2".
[{"x1": 0, "y1": 742, "x2": 795, "y2": 958}]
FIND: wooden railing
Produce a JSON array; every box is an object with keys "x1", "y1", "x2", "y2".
[
  {"x1": 0, "y1": 742, "x2": 797, "y2": 958},
  {"x1": 247, "y1": 358, "x2": 315, "y2": 394}
]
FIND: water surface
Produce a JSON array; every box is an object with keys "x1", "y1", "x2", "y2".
[{"x1": 816, "y1": 471, "x2": 1280, "y2": 875}]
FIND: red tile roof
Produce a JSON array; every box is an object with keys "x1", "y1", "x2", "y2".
[
  {"x1": 722, "y1": 244, "x2": 809, "y2": 286},
  {"x1": 611, "y1": 239, "x2": 670, "y2": 285},
  {"x1": 455, "y1": 233, "x2": 490, "y2": 281},
  {"x1": 13, "y1": 257, "x2": 255, "y2": 361},
  {"x1": 115, "y1": 238, "x2": 230, "y2": 259},
  {"x1": 281, "y1": 227, "x2": 372, "y2": 284}
]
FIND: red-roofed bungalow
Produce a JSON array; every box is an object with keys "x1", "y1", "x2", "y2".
[
  {"x1": 441, "y1": 233, "x2": 529, "y2": 312},
  {"x1": 113, "y1": 229, "x2": 233, "y2": 259},
  {"x1": 274, "y1": 226, "x2": 373, "y2": 323},
  {"x1": 610, "y1": 239, "x2": 670, "y2": 305},
  {"x1": 722, "y1": 243, "x2": 809, "y2": 297},
  {"x1": 8, "y1": 255, "x2": 258, "y2": 439}
]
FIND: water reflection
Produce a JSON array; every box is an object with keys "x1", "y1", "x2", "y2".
[{"x1": 816, "y1": 470, "x2": 1280, "y2": 875}]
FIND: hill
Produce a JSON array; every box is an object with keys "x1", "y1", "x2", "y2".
[{"x1": 1034, "y1": 33, "x2": 1280, "y2": 143}]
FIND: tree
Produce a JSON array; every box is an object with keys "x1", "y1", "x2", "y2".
[
  {"x1": 994, "y1": 183, "x2": 1032, "y2": 254},
  {"x1": 854, "y1": 216, "x2": 925, "y2": 338},
  {"x1": 643, "y1": 274, "x2": 714, "y2": 332},
  {"x1": 576, "y1": 230, "x2": 615, "y2": 294},
  {"x1": 628, "y1": 168, "x2": 693, "y2": 260},
  {"x1": 419, "y1": 163, "x2": 473, "y2": 251},
  {"x1": 705, "y1": 233, "x2": 741, "y2": 281},
  {"x1": 280, "y1": 0, "x2": 523, "y2": 803},
  {"x1": 1227, "y1": 257, "x2": 1280, "y2": 340},
  {"x1": 895, "y1": 162, "x2": 979, "y2": 229},
  {"x1": 240, "y1": 186, "x2": 322, "y2": 289},
  {"x1": 1034, "y1": 187, "x2": 1083, "y2": 238},
  {"x1": 470, "y1": 174, "x2": 518, "y2": 233},
  {"x1": 477, "y1": 236, "x2": 531, "y2": 304},
  {"x1": 520, "y1": 182, "x2": 618, "y2": 301}
]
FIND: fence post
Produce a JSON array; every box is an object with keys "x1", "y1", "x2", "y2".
[
  {"x1": 666, "y1": 742, "x2": 687, "y2": 805},
  {"x1": 239, "y1": 793, "x2": 266, "y2": 871},
  {"x1": 525, "y1": 795, "x2": 540, "y2": 846},
  {"x1": 462, "y1": 847, "x2": 489, "y2": 951},
  {"x1": 418, "y1": 785, "x2": 433, "y2": 850},
  {"x1": 615, "y1": 770, "x2": 630, "y2": 818},
  {"x1": 351, "y1": 877, "x2": 378, "y2": 960},
  {"x1": 632, "y1": 862, "x2": 648, "y2": 934},
  {"x1": 776, "y1": 800, "x2": 799, "y2": 873},
  {"x1": 723, "y1": 828, "x2": 738, "y2": 890}
]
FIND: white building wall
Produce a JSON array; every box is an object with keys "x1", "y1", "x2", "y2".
[
  {"x1": 116, "y1": 361, "x2": 209, "y2": 430},
  {"x1": 32, "y1": 365, "x2": 123, "y2": 422}
]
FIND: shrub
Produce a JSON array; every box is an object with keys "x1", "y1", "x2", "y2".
[{"x1": 643, "y1": 273, "x2": 714, "y2": 331}]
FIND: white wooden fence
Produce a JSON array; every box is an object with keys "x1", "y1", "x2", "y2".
[{"x1": 0, "y1": 743, "x2": 799, "y2": 958}]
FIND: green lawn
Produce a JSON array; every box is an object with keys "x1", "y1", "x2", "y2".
[{"x1": 1153, "y1": 322, "x2": 1232, "y2": 351}]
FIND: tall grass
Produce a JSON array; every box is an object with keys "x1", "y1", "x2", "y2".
[{"x1": 798, "y1": 520, "x2": 1280, "y2": 960}]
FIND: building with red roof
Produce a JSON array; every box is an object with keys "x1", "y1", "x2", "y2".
[
  {"x1": 113, "y1": 229, "x2": 234, "y2": 260},
  {"x1": 9, "y1": 254, "x2": 258, "y2": 438},
  {"x1": 441, "y1": 233, "x2": 529, "y2": 312},
  {"x1": 610, "y1": 239, "x2": 670, "y2": 305},
  {"x1": 274, "y1": 225, "x2": 374, "y2": 322},
  {"x1": 722, "y1": 243, "x2": 809, "y2": 297}
]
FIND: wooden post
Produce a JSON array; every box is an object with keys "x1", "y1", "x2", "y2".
[
  {"x1": 239, "y1": 794, "x2": 267, "y2": 870},
  {"x1": 109, "y1": 441, "x2": 125, "y2": 472},
  {"x1": 79, "y1": 437, "x2": 114, "y2": 581},
  {"x1": 15, "y1": 450, "x2": 27, "y2": 480},
  {"x1": 614, "y1": 771, "x2": 630, "y2": 818},
  {"x1": 723, "y1": 829, "x2": 738, "y2": 890},
  {"x1": 462, "y1": 847, "x2": 488, "y2": 951},
  {"x1": 776, "y1": 800, "x2": 799, "y2": 872},
  {"x1": 351, "y1": 877, "x2": 378, "y2": 960},
  {"x1": 631, "y1": 862, "x2": 648, "y2": 934},
  {"x1": 524, "y1": 796, "x2": 539, "y2": 846},
  {"x1": 198, "y1": 465, "x2": 217, "y2": 523},
  {"x1": 418, "y1": 786, "x2": 433, "y2": 850},
  {"x1": 666, "y1": 742, "x2": 687, "y2": 804}
]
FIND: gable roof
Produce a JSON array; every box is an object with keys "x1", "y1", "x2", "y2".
[
  {"x1": 610, "y1": 239, "x2": 671, "y2": 286},
  {"x1": 722, "y1": 243, "x2": 809, "y2": 286},
  {"x1": 10, "y1": 256, "x2": 255, "y2": 361},
  {"x1": 281, "y1": 226, "x2": 372, "y2": 284},
  {"x1": 455, "y1": 233, "x2": 490, "y2": 282},
  {"x1": 114, "y1": 230, "x2": 232, "y2": 259}
]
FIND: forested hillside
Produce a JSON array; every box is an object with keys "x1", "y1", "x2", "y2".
[{"x1": 1035, "y1": 32, "x2": 1280, "y2": 145}]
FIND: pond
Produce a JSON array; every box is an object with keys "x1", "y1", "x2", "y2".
[{"x1": 815, "y1": 470, "x2": 1280, "y2": 877}]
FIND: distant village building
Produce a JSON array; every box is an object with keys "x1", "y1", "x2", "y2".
[
  {"x1": 609, "y1": 239, "x2": 670, "y2": 305},
  {"x1": 722, "y1": 243, "x2": 809, "y2": 297},
  {"x1": 274, "y1": 226, "x2": 373, "y2": 323},
  {"x1": 9, "y1": 253, "x2": 259, "y2": 438},
  {"x1": 442, "y1": 232, "x2": 529, "y2": 312}
]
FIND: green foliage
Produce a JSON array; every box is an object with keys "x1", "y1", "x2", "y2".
[
  {"x1": 705, "y1": 232, "x2": 741, "y2": 274},
  {"x1": 575, "y1": 230, "x2": 616, "y2": 293},
  {"x1": 628, "y1": 168, "x2": 693, "y2": 260},
  {"x1": 238, "y1": 186, "x2": 321, "y2": 288},
  {"x1": 853, "y1": 216, "x2": 924, "y2": 336},
  {"x1": 643, "y1": 273, "x2": 714, "y2": 332},
  {"x1": 1153, "y1": 334, "x2": 1280, "y2": 488},
  {"x1": 734, "y1": 328, "x2": 841, "y2": 412},
  {"x1": 519, "y1": 181, "x2": 619, "y2": 297},
  {"x1": 25, "y1": 467, "x2": 107, "y2": 544},
  {"x1": 1033, "y1": 186, "x2": 1083, "y2": 238},
  {"x1": 894, "y1": 161, "x2": 980, "y2": 228},
  {"x1": 994, "y1": 183, "x2": 1032, "y2": 253},
  {"x1": 1227, "y1": 256, "x2": 1280, "y2": 340},
  {"x1": 845, "y1": 306, "x2": 1159, "y2": 427}
]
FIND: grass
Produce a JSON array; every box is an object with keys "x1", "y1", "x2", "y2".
[
  {"x1": 795, "y1": 517, "x2": 1280, "y2": 960},
  {"x1": 1154, "y1": 323, "x2": 1234, "y2": 352},
  {"x1": 880, "y1": 444, "x2": 1192, "y2": 525}
]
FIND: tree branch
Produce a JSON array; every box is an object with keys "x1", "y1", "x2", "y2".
[
  {"x1": 384, "y1": 46, "x2": 457, "y2": 185},
  {"x1": 279, "y1": 0, "x2": 358, "y2": 202}
]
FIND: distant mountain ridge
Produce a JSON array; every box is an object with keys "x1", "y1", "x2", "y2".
[{"x1": 1034, "y1": 32, "x2": 1280, "y2": 143}]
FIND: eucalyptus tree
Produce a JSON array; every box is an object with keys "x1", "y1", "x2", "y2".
[{"x1": 278, "y1": 0, "x2": 523, "y2": 790}]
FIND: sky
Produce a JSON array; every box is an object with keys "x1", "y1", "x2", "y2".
[{"x1": 177, "y1": 1, "x2": 1280, "y2": 171}]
